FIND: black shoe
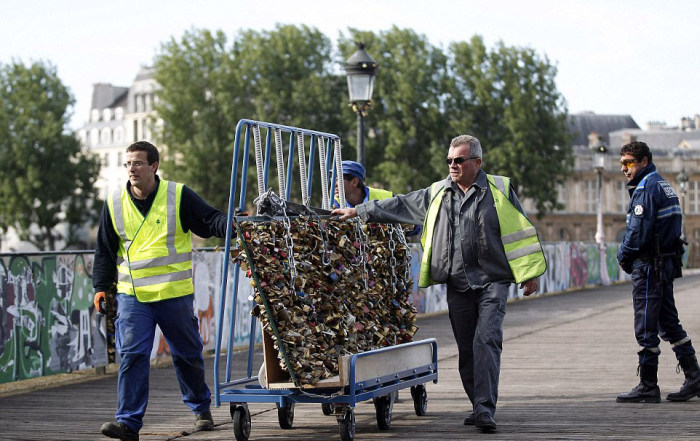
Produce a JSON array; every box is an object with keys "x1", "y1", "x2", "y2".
[
  {"x1": 475, "y1": 413, "x2": 497, "y2": 432},
  {"x1": 616, "y1": 383, "x2": 661, "y2": 403},
  {"x1": 666, "y1": 355, "x2": 700, "y2": 402},
  {"x1": 101, "y1": 422, "x2": 139, "y2": 441},
  {"x1": 617, "y1": 364, "x2": 661, "y2": 403},
  {"x1": 463, "y1": 412, "x2": 475, "y2": 425},
  {"x1": 195, "y1": 411, "x2": 214, "y2": 431}
]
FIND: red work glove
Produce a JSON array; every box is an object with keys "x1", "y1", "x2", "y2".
[{"x1": 94, "y1": 291, "x2": 107, "y2": 314}]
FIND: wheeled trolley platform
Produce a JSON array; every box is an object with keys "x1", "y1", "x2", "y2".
[{"x1": 221, "y1": 338, "x2": 437, "y2": 441}]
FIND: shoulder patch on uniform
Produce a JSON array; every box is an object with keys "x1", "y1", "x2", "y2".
[
  {"x1": 633, "y1": 204, "x2": 644, "y2": 216},
  {"x1": 658, "y1": 181, "x2": 678, "y2": 198}
]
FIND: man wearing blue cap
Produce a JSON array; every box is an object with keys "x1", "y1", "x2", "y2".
[{"x1": 334, "y1": 160, "x2": 393, "y2": 207}]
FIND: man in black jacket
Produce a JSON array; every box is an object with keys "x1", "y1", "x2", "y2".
[{"x1": 93, "y1": 141, "x2": 230, "y2": 440}]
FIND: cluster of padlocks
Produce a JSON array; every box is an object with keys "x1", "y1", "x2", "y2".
[{"x1": 235, "y1": 215, "x2": 418, "y2": 385}]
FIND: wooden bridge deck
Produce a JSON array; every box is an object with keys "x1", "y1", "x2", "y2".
[{"x1": 2, "y1": 275, "x2": 699, "y2": 440}]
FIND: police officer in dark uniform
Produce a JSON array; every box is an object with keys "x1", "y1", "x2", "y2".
[{"x1": 616, "y1": 141, "x2": 700, "y2": 403}]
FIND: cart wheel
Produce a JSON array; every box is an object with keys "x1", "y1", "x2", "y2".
[
  {"x1": 231, "y1": 405, "x2": 251, "y2": 441},
  {"x1": 322, "y1": 403, "x2": 335, "y2": 415},
  {"x1": 374, "y1": 395, "x2": 392, "y2": 430},
  {"x1": 411, "y1": 384, "x2": 428, "y2": 416},
  {"x1": 337, "y1": 408, "x2": 355, "y2": 441},
  {"x1": 276, "y1": 402, "x2": 295, "y2": 429}
]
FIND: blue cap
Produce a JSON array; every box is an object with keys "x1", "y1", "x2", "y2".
[{"x1": 341, "y1": 160, "x2": 365, "y2": 181}]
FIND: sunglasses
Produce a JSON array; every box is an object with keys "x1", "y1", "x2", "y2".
[
  {"x1": 620, "y1": 159, "x2": 636, "y2": 167},
  {"x1": 446, "y1": 156, "x2": 479, "y2": 165}
]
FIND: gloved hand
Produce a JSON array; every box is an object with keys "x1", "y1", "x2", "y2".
[
  {"x1": 619, "y1": 259, "x2": 633, "y2": 274},
  {"x1": 93, "y1": 291, "x2": 107, "y2": 314}
]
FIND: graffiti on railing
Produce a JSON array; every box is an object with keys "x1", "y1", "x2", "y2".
[
  {"x1": 0, "y1": 253, "x2": 107, "y2": 384},
  {"x1": 1, "y1": 242, "x2": 627, "y2": 384}
]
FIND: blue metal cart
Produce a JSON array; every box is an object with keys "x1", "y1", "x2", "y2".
[{"x1": 214, "y1": 120, "x2": 438, "y2": 441}]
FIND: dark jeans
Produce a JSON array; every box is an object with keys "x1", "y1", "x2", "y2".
[
  {"x1": 631, "y1": 259, "x2": 695, "y2": 365},
  {"x1": 446, "y1": 281, "x2": 509, "y2": 417},
  {"x1": 115, "y1": 293, "x2": 210, "y2": 432}
]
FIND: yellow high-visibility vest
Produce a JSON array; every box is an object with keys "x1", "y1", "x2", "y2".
[
  {"x1": 418, "y1": 175, "x2": 546, "y2": 287},
  {"x1": 107, "y1": 180, "x2": 193, "y2": 302},
  {"x1": 335, "y1": 186, "x2": 393, "y2": 207},
  {"x1": 368, "y1": 187, "x2": 393, "y2": 200}
]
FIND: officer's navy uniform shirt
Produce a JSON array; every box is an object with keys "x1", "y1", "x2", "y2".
[{"x1": 617, "y1": 162, "x2": 682, "y2": 265}]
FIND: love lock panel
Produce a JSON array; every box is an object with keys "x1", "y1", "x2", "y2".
[{"x1": 234, "y1": 214, "x2": 418, "y2": 387}]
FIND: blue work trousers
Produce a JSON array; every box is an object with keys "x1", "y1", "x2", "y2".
[
  {"x1": 631, "y1": 258, "x2": 695, "y2": 365},
  {"x1": 446, "y1": 281, "x2": 509, "y2": 418},
  {"x1": 115, "y1": 293, "x2": 210, "y2": 433}
]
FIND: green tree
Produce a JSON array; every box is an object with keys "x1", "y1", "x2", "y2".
[
  {"x1": 234, "y1": 24, "x2": 348, "y2": 206},
  {"x1": 0, "y1": 60, "x2": 101, "y2": 250},
  {"x1": 339, "y1": 27, "x2": 450, "y2": 193},
  {"x1": 445, "y1": 36, "x2": 571, "y2": 216},
  {"x1": 153, "y1": 28, "x2": 242, "y2": 214},
  {"x1": 154, "y1": 25, "x2": 349, "y2": 214}
]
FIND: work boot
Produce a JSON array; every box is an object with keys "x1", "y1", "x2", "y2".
[
  {"x1": 194, "y1": 411, "x2": 214, "y2": 431},
  {"x1": 616, "y1": 364, "x2": 661, "y2": 403},
  {"x1": 474, "y1": 412, "x2": 497, "y2": 432},
  {"x1": 666, "y1": 354, "x2": 700, "y2": 401},
  {"x1": 463, "y1": 412, "x2": 475, "y2": 425},
  {"x1": 100, "y1": 421, "x2": 139, "y2": 441}
]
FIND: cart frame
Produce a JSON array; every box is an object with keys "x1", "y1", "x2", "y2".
[{"x1": 214, "y1": 120, "x2": 438, "y2": 440}]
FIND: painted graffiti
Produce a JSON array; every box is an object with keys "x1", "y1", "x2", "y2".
[
  {"x1": 1, "y1": 242, "x2": 628, "y2": 384},
  {"x1": 0, "y1": 253, "x2": 107, "y2": 384}
]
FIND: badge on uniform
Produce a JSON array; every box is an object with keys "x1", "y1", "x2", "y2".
[
  {"x1": 659, "y1": 181, "x2": 678, "y2": 198},
  {"x1": 634, "y1": 204, "x2": 644, "y2": 216}
]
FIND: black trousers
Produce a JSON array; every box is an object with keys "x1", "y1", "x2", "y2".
[
  {"x1": 446, "y1": 281, "x2": 509, "y2": 417},
  {"x1": 631, "y1": 258, "x2": 695, "y2": 365}
]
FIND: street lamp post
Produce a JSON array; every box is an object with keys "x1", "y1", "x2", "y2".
[
  {"x1": 677, "y1": 169, "x2": 688, "y2": 242},
  {"x1": 344, "y1": 43, "x2": 378, "y2": 167},
  {"x1": 589, "y1": 132, "x2": 611, "y2": 286}
]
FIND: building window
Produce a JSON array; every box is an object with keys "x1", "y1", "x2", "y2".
[
  {"x1": 100, "y1": 128, "x2": 112, "y2": 145},
  {"x1": 556, "y1": 184, "x2": 566, "y2": 211},
  {"x1": 103, "y1": 152, "x2": 110, "y2": 167},
  {"x1": 114, "y1": 126, "x2": 124, "y2": 144},
  {"x1": 90, "y1": 128, "x2": 99, "y2": 146},
  {"x1": 584, "y1": 179, "x2": 596, "y2": 213},
  {"x1": 687, "y1": 181, "x2": 699, "y2": 214},
  {"x1": 91, "y1": 109, "x2": 100, "y2": 122},
  {"x1": 115, "y1": 107, "x2": 124, "y2": 120},
  {"x1": 558, "y1": 228, "x2": 571, "y2": 241},
  {"x1": 133, "y1": 120, "x2": 138, "y2": 142},
  {"x1": 117, "y1": 152, "x2": 122, "y2": 166},
  {"x1": 102, "y1": 108, "x2": 112, "y2": 121}
]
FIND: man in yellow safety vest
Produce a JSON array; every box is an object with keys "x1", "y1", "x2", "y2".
[
  {"x1": 332, "y1": 134, "x2": 545, "y2": 432},
  {"x1": 93, "y1": 141, "x2": 231, "y2": 441}
]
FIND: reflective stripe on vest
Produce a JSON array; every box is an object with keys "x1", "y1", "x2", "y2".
[
  {"x1": 486, "y1": 174, "x2": 546, "y2": 283},
  {"x1": 418, "y1": 176, "x2": 546, "y2": 287},
  {"x1": 418, "y1": 182, "x2": 445, "y2": 287},
  {"x1": 107, "y1": 180, "x2": 193, "y2": 302}
]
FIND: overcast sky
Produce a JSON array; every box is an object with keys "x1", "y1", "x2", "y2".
[{"x1": 3, "y1": 0, "x2": 699, "y2": 131}]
